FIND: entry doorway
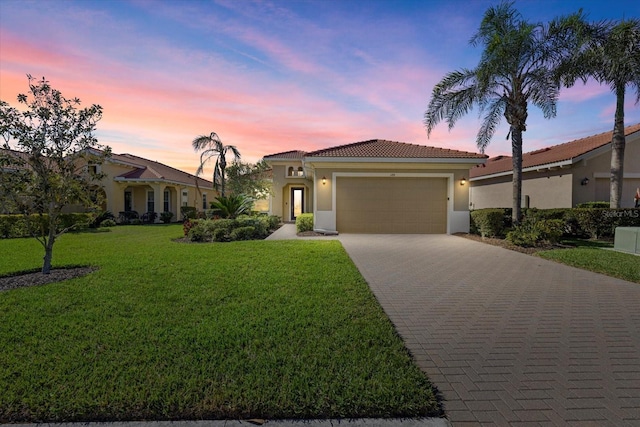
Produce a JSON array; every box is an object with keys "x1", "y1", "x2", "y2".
[{"x1": 291, "y1": 188, "x2": 304, "y2": 221}]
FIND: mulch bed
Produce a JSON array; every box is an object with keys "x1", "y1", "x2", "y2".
[
  {"x1": 0, "y1": 267, "x2": 97, "y2": 292},
  {"x1": 453, "y1": 233, "x2": 556, "y2": 255}
]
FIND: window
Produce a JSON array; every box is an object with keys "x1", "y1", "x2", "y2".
[
  {"x1": 164, "y1": 189, "x2": 170, "y2": 212},
  {"x1": 124, "y1": 191, "x2": 132, "y2": 211},
  {"x1": 287, "y1": 165, "x2": 304, "y2": 177},
  {"x1": 202, "y1": 194, "x2": 207, "y2": 210},
  {"x1": 147, "y1": 191, "x2": 154, "y2": 213},
  {"x1": 182, "y1": 190, "x2": 188, "y2": 207},
  {"x1": 88, "y1": 164, "x2": 98, "y2": 176}
]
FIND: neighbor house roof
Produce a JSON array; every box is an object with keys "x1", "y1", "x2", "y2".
[
  {"x1": 470, "y1": 123, "x2": 640, "y2": 180},
  {"x1": 111, "y1": 153, "x2": 213, "y2": 188}
]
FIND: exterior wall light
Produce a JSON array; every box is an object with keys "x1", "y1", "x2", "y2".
[
  {"x1": 322, "y1": 176, "x2": 327, "y2": 185},
  {"x1": 460, "y1": 177, "x2": 466, "y2": 186},
  {"x1": 581, "y1": 177, "x2": 589, "y2": 186}
]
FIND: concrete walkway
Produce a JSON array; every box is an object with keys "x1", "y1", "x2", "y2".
[{"x1": 337, "y1": 234, "x2": 640, "y2": 426}]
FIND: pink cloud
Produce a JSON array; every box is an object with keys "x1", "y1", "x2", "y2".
[{"x1": 559, "y1": 79, "x2": 610, "y2": 102}]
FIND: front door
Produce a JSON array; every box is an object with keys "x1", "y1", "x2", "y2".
[{"x1": 291, "y1": 188, "x2": 304, "y2": 221}]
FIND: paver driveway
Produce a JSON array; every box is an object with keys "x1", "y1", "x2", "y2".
[{"x1": 338, "y1": 234, "x2": 640, "y2": 426}]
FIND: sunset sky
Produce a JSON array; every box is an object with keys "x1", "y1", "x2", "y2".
[{"x1": 1, "y1": 0, "x2": 639, "y2": 175}]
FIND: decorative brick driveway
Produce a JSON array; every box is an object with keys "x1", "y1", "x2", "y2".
[{"x1": 338, "y1": 234, "x2": 640, "y2": 426}]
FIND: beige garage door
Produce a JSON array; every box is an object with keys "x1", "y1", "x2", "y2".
[{"x1": 336, "y1": 177, "x2": 448, "y2": 233}]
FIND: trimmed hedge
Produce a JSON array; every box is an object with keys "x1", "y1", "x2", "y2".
[
  {"x1": 0, "y1": 213, "x2": 93, "y2": 239},
  {"x1": 186, "y1": 215, "x2": 281, "y2": 242},
  {"x1": 295, "y1": 213, "x2": 314, "y2": 233},
  {"x1": 470, "y1": 209, "x2": 511, "y2": 238},
  {"x1": 471, "y1": 207, "x2": 640, "y2": 242}
]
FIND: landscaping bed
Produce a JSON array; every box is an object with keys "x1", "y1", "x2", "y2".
[{"x1": 0, "y1": 225, "x2": 440, "y2": 422}]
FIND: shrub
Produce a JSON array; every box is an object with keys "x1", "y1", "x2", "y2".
[
  {"x1": 506, "y1": 219, "x2": 564, "y2": 247},
  {"x1": 180, "y1": 206, "x2": 197, "y2": 220},
  {"x1": 470, "y1": 209, "x2": 510, "y2": 238},
  {"x1": 0, "y1": 213, "x2": 91, "y2": 238},
  {"x1": 131, "y1": 219, "x2": 143, "y2": 225},
  {"x1": 100, "y1": 219, "x2": 117, "y2": 228},
  {"x1": 142, "y1": 211, "x2": 157, "y2": 224},
  {"x1": 160, "y1": 211, "x2": 174, "y2": 224},
  {"x1": 213, "y1": 228, "x2": 230, "y2": 242},
  {"x1": 296, "y1": 213, "x2": 314, "y2": 233},
  {"x1": 230, "y1": 226, "x2": 256, "y2": 241},
  {"x1": 265, "y1": 215, "x2": 281, "y2": 230},
  {"x1": 188, "y1": 220, "x2": 214, "y2": 242},
  {"x1": 90, "y1": 211, "x2": 115, "y2": 228},
  {"x1": 204, "y1": 209, "x2": 220, "y2": 219},
  {"x1": 117, "y1": 210, "x2": 139, "y2": 224},
  {"x1": 576, "y1": 201, "x2": 610, "y2": 208},
  {"x1": 184, "y1": 215, "x2": 281, "y2": 242},
  {"x1": 210, "y1": 194, "x2": 253, "y2": 219},
  {"x1": 236, "y1": 216, "x2": 268, "y2": 238},
  {"x1": 183, "y1": 219, "x2": 196, "y2": 236}
]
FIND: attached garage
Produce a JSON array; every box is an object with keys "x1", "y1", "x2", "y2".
[{"x1": 336, "y1": 177, "x2": 448, "y2": 233}]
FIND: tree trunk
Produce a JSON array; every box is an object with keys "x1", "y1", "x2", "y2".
[
  {"x1": 610, "y1": 84, "x2": 626, "y2": 209},
  {"x1": 220, "y1": 156, "x2": 227, "y2": 197},
  {"x1": 511, "y1": 127, "x2": 524, "y2": 225},
  {"x1": 220, "y1": 165, "x2": 226, "y2": 197},
  {"x1": 42, "y1": 229, "x2": 56, "y2": 274}
]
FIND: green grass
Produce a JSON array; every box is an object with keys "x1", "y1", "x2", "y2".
[
  {"x1": 0, "y1": 225, "x2": 439, "y2": 422},
  {"x1": 538, "y1": 240, "x2": 640, "y2": 283}
]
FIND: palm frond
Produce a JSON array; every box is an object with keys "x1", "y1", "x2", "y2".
[
  {"x1": 425, "y1": 69, "x2": 479, "y2": 135},
  {"x1": 477, "y1": 97, "x2": 506, "y2": 153}
]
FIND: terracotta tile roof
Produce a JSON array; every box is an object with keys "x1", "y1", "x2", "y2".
[
  {"x1": 263, "y1": 150, "x2": 307, "y2": 160},
  {"x1": 112, "y1": 153, "x2": 213, "y2": 188},
  {"x1": 470, "y1": 123, "x2": 640, "y2": 179},
  {"x1": 307, "y1": 139, "x2": 487, "y2": 159}
]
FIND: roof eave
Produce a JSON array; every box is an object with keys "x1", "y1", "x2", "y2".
[
  {"x1": 470, "y1": 159, "x2": 574, "y2": 181},
  {"x1": 113, "y1": 177, "x2": 213, "y2": 189}
]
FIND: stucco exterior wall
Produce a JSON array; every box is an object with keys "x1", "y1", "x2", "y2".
[
  {"x1": 471, "y1": 172, "x2": 572, "y2": 209},
  {"x1": 268, "y1": 162, "x2": 313, "y2": 222}
]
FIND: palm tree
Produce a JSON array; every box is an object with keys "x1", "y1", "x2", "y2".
[
  {"x1": 560, "y1": 19, "x2": 640, "y2": 208},
  {"x1": 192, "y1": 132, "x2": 241, "y2": 197},
  {"x1": 425, "y1": 2, "x2": 580, "y2": 224}
]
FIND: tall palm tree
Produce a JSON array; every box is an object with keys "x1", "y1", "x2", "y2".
[
  {"x1": 192, "y1": 132, "x2": 241, "y2": 197},
  {"x1": 560, "y1": 19, "x2": 640, "y2": 208},
  {"x1": 425, "y1": 2, "x2": 580, "y2": 224}
]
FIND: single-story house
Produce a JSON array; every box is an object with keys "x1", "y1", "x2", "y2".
[
  {"x1": 469, "y1": 123, "x2": 640, "y2": 209},
  {"x1": 263, "y1": 140, "x2": 488, "y2": 234},
  {"x1": 94, "y1": 152, "x2": 215, "y2": 221}
]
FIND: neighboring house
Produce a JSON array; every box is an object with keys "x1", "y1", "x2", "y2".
[
  {"x1": 96, "y1": 152, "x2": 215, "y2": 221},
  {"x1": 469, "y1": 123, "x2": 640, "y2": 209},
  {"x1": 0, "y1": 148, "x2": 215, "y2": 221},
  {"x1": 264, "y1": 140, "x2": 487, "y2": 234}
]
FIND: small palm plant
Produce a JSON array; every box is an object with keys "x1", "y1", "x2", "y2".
[
  {"x1": 210, "y1": 194, "x2": 253, "y2": 219},
  {"x1": 192, "y1": 132, "x2": 241, "y2": 197}
]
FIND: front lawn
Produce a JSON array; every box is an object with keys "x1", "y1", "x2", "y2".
[
  {"x1": 0, "y1": 225, "x2": 439, "y2": 422},
  {"x1": 537, "y1": 243, "x2": 640, "y2": 284}
]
